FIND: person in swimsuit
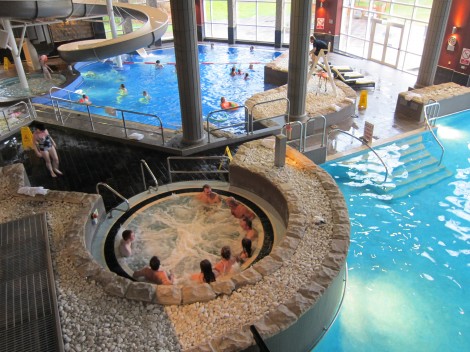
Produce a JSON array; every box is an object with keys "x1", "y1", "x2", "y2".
[
  {"x1": 214, "y1": 246, "x2": 236, "y2": 277},
  {"x1": 119, "y1": 229, "x2": 135, "y2": 257},
  {"x1": 226, "y1": 197, "x2": 255, "y2": 220},
  {"x1": 240, "y1": 216, "x2": 258, "y2": 240},
  {"x1": 191, "y1": 259, "x2": 216, "y2": 284},
  {"x1": 196, "y1": 184, "x2": 221, "y2": 204},
  {"x1": 237, "y1": 238, "x2": 253, "y2": 264},
  {"x1": 132, "y1": 256, "x2": 173, "y2": 285},
  {"x1": 32, "y1": 122, "x2": 62, "y2": 178}
]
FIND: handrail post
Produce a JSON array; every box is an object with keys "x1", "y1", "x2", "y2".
[
  {"x1": 327, "y1": 129, "x2": 389, "y2": 184},
  {"x1": 206, "y1": 113, "x2": 212, "y2": 143},
  {"x1": 121, "y1": 111, "x2": 128, "y2": 138},
  {"x1": 140, "y1": 159, "x2": 159, "y2": 193},
  {"x1": 86, "y1": 105, "x2": 94, "y2": 131},
  {"x1": 96, "y1": 182, "x2": 130, "y2": 218},
  {"x1": 423, "y1": 99, "x2": 444, "y2": 166}
]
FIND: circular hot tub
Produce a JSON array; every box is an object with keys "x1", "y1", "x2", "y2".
[{"x1": 103, "y1": 188, "x2": 275, "y2": 284}]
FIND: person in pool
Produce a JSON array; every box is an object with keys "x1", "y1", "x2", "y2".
[
  {"x1": 191, "y1": 259, "x2": 216, "y2": 284},
  {"x1": 142, "y1": 91, "x2": 151, "y2": 102},
  {"x1": 119, "y1": 229, "x2": 135, "y2": 257},
  {"x1": 155, "y1": 60, "x2": 164, "y2": 69},
  {"x1": 133, "y1": 256, "x2": 173, "y2": 285},
  {"x1": 237, "y1": 238, "x2": 253, "y2": 264},
  {"x1": 214, "y1": 246, "x2": 236, "y2": 277},
  {"x1": 119, "y1": 84, "x2": 128, "y2": 95},
  {"x1": 196, "y1": 184, "x2": 221, "y2": 204},
  {"x1": 239, "y1": 216, "x2": 257, "y2": 240},
  {"x1": 244, "y1": 73, "x2": 249, "y2": 81},
  {"x1": 78, "y1": 94, "x2": 91, "y2": 105},
  {"x1": 226, "y1": 197, "x2": 255, "y2": 220},
  {"x1": 230, "y1": 66, "x2": 236, "y2": 77}
]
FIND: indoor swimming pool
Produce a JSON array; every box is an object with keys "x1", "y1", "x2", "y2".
[
  {"x1": 316, "y1": 111, "x2": 469, "y2": 351},
  {"x1": 71, "y1": 45, "x2": 282, "y2": 129}
]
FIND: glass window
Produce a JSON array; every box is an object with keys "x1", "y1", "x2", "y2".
[
  {"x1": 237, "y1": 0, "x2": 276, "y2": 42},
  {"x1": 204, "y1": 0, "x2": 228, "y2": 39},
  {"x1": 155, "y1": 0, "x2": 173, "y2": 40}
]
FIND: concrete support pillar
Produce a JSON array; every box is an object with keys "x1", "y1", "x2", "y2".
[
  {"x1": 287, "y1": 0, "x2": 313, "y2": 122},
  {"x1": 170, "y1": 0, "x2": 205, "y2": 145},
  {"x1": 274, "y1": 0, "x2": 285, "y2": 48},
  {"x1": 274, "y1": 134, "x2": 287, "y2": 167},
  {"x1": 415, "y1": 0, "x2": 452, "y2": 88},
  {"x1": 106, "y1": 0, "x2": 122, "y2": 68},
  {"x1": 228, "y1": 0, "x2": 236, "y2": 44}
]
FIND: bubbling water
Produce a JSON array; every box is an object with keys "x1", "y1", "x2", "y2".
[{"x1": 115, "y1": 193, "x2": 263, "y2": 284}]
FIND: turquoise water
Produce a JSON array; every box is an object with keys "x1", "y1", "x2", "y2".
[
  {"x1": 317, "y1": 112, "x2": 469, "y2": 351},
  {"x1": 73, "y1": 45, "x2": 281, "y2": 129}
]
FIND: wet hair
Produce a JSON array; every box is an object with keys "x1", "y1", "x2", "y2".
[
  {"x1": 226, "y1": 197, "x2": 238, "y2": 207},
  {"x1": 32, "y1": 122, "x2": 46, "y2": 131},
  {"x1": 241, "y1": 216, "x2": 252, "y2": 229},
  {"x1": 242, "y1": 238, "x2": 252, "y2": 258},
  {"x1": 202, "y1": 184, "x2": 211, "y2": 191},
  {"x1": 122, "y1": 229, "x2": 133, "y2": 241},
  {"x1": 149, "y1": 256, "x2": 161, "y2": 271},
  {"x1": 82, "y1": 94, "x2": 87, "y2": 99},
  {"x1": 120, "y1": 83, "x2": 125, "y2": 89},
  {"x1": 156, "y1": 60, "x2": 160, "y2": 64},
  {"x1": 221, "y1": 246, "x2": 231, "y2": 260},
  {"x1": 200, "y1": 259, "x2": 215, "y2": 283}
]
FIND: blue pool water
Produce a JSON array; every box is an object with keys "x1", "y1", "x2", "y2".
[
  {"x1": 72, "y1": 45, "x2": 281, "y2": 129},
  {"x1": 317, "y1": 112, "x2": 469, "y2": 351}
]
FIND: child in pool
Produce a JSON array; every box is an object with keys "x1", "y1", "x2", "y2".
[{"x1": 119, "y1": 84, "x2": 128, "y2": 95}]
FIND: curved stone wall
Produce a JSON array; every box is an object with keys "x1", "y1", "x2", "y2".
[{"x1": 2, "y1": 135, "x2": 350, "y2": 351}]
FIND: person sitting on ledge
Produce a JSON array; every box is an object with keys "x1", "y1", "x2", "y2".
[
  {"x1": 226, "y1": 197, "x2": 255, "y2": 220},
  {"x1": 214, "y1": 246, "x2": 236, "y2": 277},
  {"x1": 133, "y1": 256, "x2": 173, "y2": 285},
  {"x1": 191, "y1": 259, "x2": 216, "y2": 284},
  {"x1": 196, "y1": 184, "x2": 221, "y2": 204},
  {"x1": 240, "y1": 216, "x2": 257, "y2": 240},
  {"x1": 119, "y1": 229, "x2": 135, "y2": 257}
]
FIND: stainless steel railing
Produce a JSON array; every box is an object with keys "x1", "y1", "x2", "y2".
[
  {"x1": 96, "y1": 182, "x2": 130, "y2": 218},
  {"x1": 423, "y1": 99, "x2": 445, "y2": 166},
  {"x1": 328, "y1": 129, "x2": 389, "y2": 184},
  {"x1": 140, "y1": 159, "x2": 159, "y2": 193},
  {"x1": 167, "y1": 156, "x2": 230, "y2": 183},
  {"x1": 0, "y1": 100, "x2": 35, "y2": 135}
]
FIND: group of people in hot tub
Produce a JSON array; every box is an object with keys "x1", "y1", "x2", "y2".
[{"x1": 119, "y1": 184, "x2": 258, "y2": 285}]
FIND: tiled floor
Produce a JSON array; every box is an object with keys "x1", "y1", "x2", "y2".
[{"x1": 1, "y1": 49, "x2": 424, "y2": 199}]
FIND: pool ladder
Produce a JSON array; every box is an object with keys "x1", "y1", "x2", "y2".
[
  {"x1": 96, "y1": 159, "x2": 159, "y2": 216},
  {"x1": 423, "y1": 99, "x2": 445, "y2": 166}
]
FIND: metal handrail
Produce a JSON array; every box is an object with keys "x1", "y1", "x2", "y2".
[
  {"x1": 328, "y1": 129, "x2": 389, "y2": 184},
  {"x1": 0, "y1": 101, "x2": 34, "y2": 134},
  {"x1": 48, "y1": 92, "x2": 165, "y2": 144},
  {"x1": 423, "y1": 99, "x2": 445, "y2": 166},
  {"x1": 96, "y1": 182, "x2": 130, "y2": 218},
  {"x1": 250, "y1": 97, "x2": 290, "y2": 133},
  {"x1": 167, "y1": 156, "x2": 230, "y2": 183},
  {"x1": 140, "y1": 159, "x2": 158, "y2": 193},
  {"x1": 281, "y1": 121, "x2": 304, "y2": 152},
  {"x1": 206, "y1": 105, "x2": 250, "y2": 143},
  {"x1": 303, "y1": 114, "x2": 327, "y2": 152}
]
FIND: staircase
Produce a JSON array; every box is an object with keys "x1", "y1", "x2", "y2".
[{"x1": 334, "y1": 134, "x2": 452, "y2": 199}]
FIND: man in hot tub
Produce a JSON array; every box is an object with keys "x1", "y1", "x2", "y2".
[
  {"x1": 196, "y1": 184, "x2": 221, "y2": 204},
  {"x1": 133, "y1": 256, "x2": 173, "y2": 285}
]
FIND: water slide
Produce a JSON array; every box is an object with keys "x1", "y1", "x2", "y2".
[{"x1": 0, "y1": 0, "x2": 168, "y2": 62}]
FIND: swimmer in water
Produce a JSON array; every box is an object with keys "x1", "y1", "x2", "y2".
[
  {"x1": 133, "y1": 256, "x2": 173, "y2": 285},
  {"x1": 230, "y1": 67, "x2": 236, "y2": 77},
  {"x1": 237, "y1": 237, "x2": 253, "y2": 264},
  {"x1": 119, "y1": 229, "x2": 135, "y2": 257},
  {"x1": 119, "y1": 83, "x2": 128, "y2": 95},
  {"x1": 196, "y1": 184, "x2": 221, "y2": 204},
  {"x1": 191, "y1": 259, "x2": 216, "y2": 284},
  {"x1": 155, "y1": 60, "x2": 164, "y2": 69},
  {"x1": 239, "y1": 216, "x2": 257, "y2": 240},
  {"x1": 142, "y1": 90, "x2": 151, "y2": 101},
  {"x1": 78, "y1": 94, "x2": 91, "y2": 105},
  {"x1": 214, "y1": 246, "x2": 236, "y2": 277},
  {"x1": 244, "y1": 73, "x2": 249, "y2": 80},
  {"x1": 226, "y1": 197, "x2": 255, "y2": 220}
]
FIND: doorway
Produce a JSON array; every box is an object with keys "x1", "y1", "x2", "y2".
[{"x1": 368, "y1": 19, "x2": 404, "y2": 68}]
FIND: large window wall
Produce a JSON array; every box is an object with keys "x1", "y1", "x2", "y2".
[
  {"x1": 103, "y1": 0, "x2": 174, "y2": 41},
  {"x1": 203, "y1": 0, "x2": 316, "y2": 45},
  {"x1": 340, "y1": 0, "x2": 433, "y2": 74}
]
